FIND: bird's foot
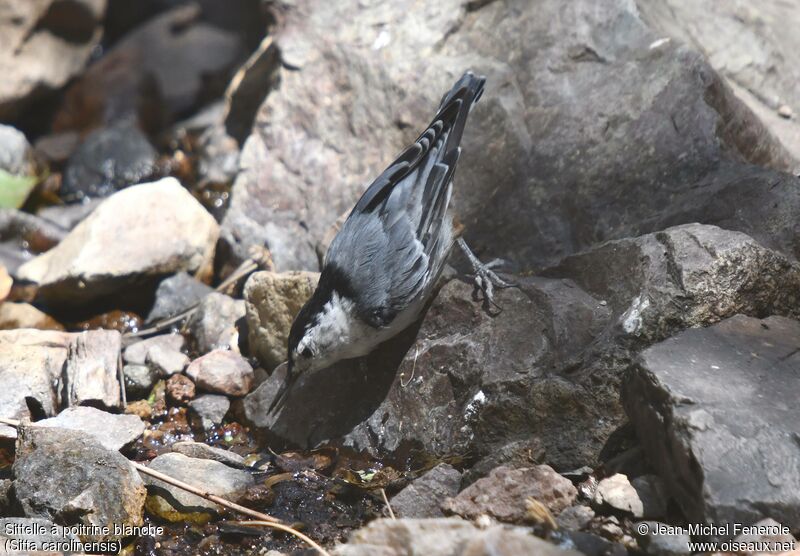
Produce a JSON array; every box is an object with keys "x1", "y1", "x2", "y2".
[{"x1": 456, "y1": 238, "x2": 517, "y2": 313}]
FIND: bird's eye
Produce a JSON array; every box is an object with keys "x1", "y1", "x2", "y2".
[{"x1": 301, "y1": 347, "x2": 313, "y2": 358}]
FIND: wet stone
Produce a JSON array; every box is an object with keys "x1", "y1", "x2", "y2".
[{"x1": 171, "y1": 440, "x2": 245, "y2": 468}]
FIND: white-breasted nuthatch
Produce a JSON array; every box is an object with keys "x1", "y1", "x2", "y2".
[{"x1": 268, "y1": 71, "x2": 512, "y2": 413}]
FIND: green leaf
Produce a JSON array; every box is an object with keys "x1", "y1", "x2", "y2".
[{"x1": 0, "y1": 168, "x2": 38, "y2": 209}]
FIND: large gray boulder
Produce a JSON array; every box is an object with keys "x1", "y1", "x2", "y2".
[
  {"x1": 241, "y1": 224, "x2": 800, "y2": 471},
  {"x1": 221, "y1": 0, "x2": 798, "y2": 273},
  {"x1": 623, "y1": 314, "x2": 800, "y2": 538},
  {"x1": 637, "y1": 0, "x2": 800, "y2": 167},
  {"x1": 13, "y1": 426, "x2": 146, "y2": 541}
]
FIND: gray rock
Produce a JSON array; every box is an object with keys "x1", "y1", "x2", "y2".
[
  {"x1": 0, "y1": 518, "x2": 80, "y2": 552},
  {"x1": 221, "y1": 0, "x2": 797, "y2": 274},
  {"x1": 124, "y1": 333, "x2": 185, "y2": 366},
  {"x1": 61, "y1": 121, "x2": 158, "y2": 202},
  {"x1": 143, "y1": 452, "x2": 253, "y2": 521},
  {"x1": 0, "y1": 124, "x2": 34, "y2": 177},
  {"x1": 123, "y1": 364, "x2": 156, "y2": 399},
  {"x1": 243, "y1": 270, "x2": 319, "y2": 371},
  {"x1": 13, "y1": 426, "x2": 146, "y2": 541},
  {"x1": 442, "y1": 465, "x2": 577, "y2": 523},
  {"x1": 0, "y1": 329, "x2": 70, "y2": 439},
  {"x1": 146, "y1": 272, "x2": 214, "y2": 324},
  {"x1": 593, "y1": 474, "x2": 643, "y2": 518},
  {"x1": 36, "y1": 406, "x2": 144, "y2": 451},
  {"x1": 60, "y1": 330, "x2": 122, "y2": 410},
  {"x1": 0, "y1": 0, "x2": 106, "y2": 120},
  {"x1": 638, "y1": 0, "x2": 800, "y2": 168},
  {"x1": 146, "y1": 343, "x2": 190, "y2": 377},
  {"x1": 556, "y1": 505, "x2": 595, "y2": 531},
  {"x1": 17, "y1": 178, "x2": 219, "y2": 306},
  {"x1": 243, "y1": 224, "x2": 800, "y2": 472},
  {"x1": 171, "y1": 440, "x2": 245, "y2": 468},
  {"x1": 186, "y1": 349, "x2": 254, "y2": 396},
  {"x1": 187, "y1": 292, "x2": 245, "y2": 354},
  {"x1": 335, "y1": 517, "x2": 582, "y2": 556},
  {"x1": 623, "y1": 315, "x2": 800, "y2": 538},
  {"x1": 391, "y1": 464, "x2": 462, "y2": 519},
  {"x1": 188, "y1": 394, "x2": 230, "y2": 429},
  {"x1": 634, "y1": 522, "x2": 691, "y2": 556}
]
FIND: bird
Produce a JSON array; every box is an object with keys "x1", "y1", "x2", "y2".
[{"x1": 268, "y1": 71, "x2": 512, "y2": 414}]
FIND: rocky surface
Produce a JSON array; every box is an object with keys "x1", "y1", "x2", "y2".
[
  {"x1": 17, "y1": 178, "x2": 219, "y2": 306},
  {"x1": 244, "y1": 270, "x2": 320, "y2": 371},
  {"x1": 0, "y1": 0, "x2": 107, "y2": 120},
  {"x1": 146, "y1": 342, "x2": 190, "y2": 377},
  {"x1": 623, "y1": 314, "x2": 800, "y2": 537},
  {"x1": 36, "y1": 406, "x2": 144, "y2": 451},
  {"x1": 391, "y1": 463, "x2": 462, "y2": 519},
  {"x1": 221, "y1": 0, "x2": 797, "y2": 273},
  {"x1": 143, "y1": 452, "x2": 254, "y2": 522},
  {"x1": 124, "y1": 333, "x2": 185, "y2": 365},
  {"x1": 637, "y1": 0, "x2": 800, "y2": 168},
  {"x1": 244, "y1": 223, "x2": 800, "y2": 472},
  {"x1": 0, "y1": 517, "x2": 80, "y2": 553},
  {"x1": 442, "y1": 465, "x2": 577, "y2": 523},
  {"x1": 335, "y1": 517, "x2": 582, "y2": 556},
  {"x1": 13, "y1": 425, "x2": 146, "y2": 541},
  {"x1": 186, "y1": 349, "x2": 254, "y2": 396},
  {"x1": 187, "y1": 292, "x2": 245, "y2": 354}
]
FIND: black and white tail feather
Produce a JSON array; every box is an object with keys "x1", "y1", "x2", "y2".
[{"x1": 268, "y1": 72, "x2": 494, "y2": 415}]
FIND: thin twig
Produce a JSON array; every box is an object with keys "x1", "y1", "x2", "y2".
[
  {"x1": 380, "y1": 488, "x2": 396, "y2": 520},
  {"x1": 130, "y1": 462, "x2": 281, "y2": 524},
  {"x1": 228, "y1": 521, "x2": 331, "y2": 556}
]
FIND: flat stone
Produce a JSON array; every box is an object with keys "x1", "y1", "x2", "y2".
[
  {"x1": 35, "y1": 406, "x2": 145, "y2": 451},
  {"x1": 593, "y1": 474, "x2": 643, "y2": 518},
  {"x1": 17, "y1": 178, "x2": 219, "y2": 307},
  {"x1": 143, "y1": 452, "x2": 253, "y2": 522},
  {"x1": 623, "y1": 315, "x2": 800, "y2": 537},
  {"x1": 186, "y1": 349, "x2": 254, "y2": 396},
  {"x1": 391, "y1": 464, "x2": 462, "y2": 519},
  {"x1": 146, "y1": 343, "x2": 190, "y2": 377},
  {"x1": 124, "y1": 333, "x2": 185, "y2": 365},
  {"x1": 13, "y1": 426, "x2": 146, "y2": 541},
  {"x1": 171, "y1": 440, "x2": 245, "y2": 468},
  {"x1": 442, "y1": 465, "x2": 577, "y2": 524}
]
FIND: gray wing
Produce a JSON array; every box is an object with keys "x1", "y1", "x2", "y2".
[{"x1": 325, "y1": 72, "x2": 485, "y2": 328}]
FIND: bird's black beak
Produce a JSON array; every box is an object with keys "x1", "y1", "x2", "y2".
[{"x1": 267, "y1": 359, "x2": 297, "y2": 415}]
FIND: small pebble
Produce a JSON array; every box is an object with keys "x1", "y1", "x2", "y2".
[
  {"x1": 778, "y1": 104, "x2": 793, "y2": 119},
  {"x1": 166, "y1": 374, "x2": 196, "y2": 404}
]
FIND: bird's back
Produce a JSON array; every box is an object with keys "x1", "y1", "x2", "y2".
[{"x1": 325, "y1": 72, "x2": 486, "y2": 330}]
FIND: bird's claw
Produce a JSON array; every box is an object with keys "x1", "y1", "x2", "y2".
[{"x1": 471, "y1": 263, "x2": 516, "y2": 313}]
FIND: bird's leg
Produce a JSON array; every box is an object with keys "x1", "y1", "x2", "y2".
[{"x1": 456, "y1": 238, "x2": 517, "y2": 311}]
